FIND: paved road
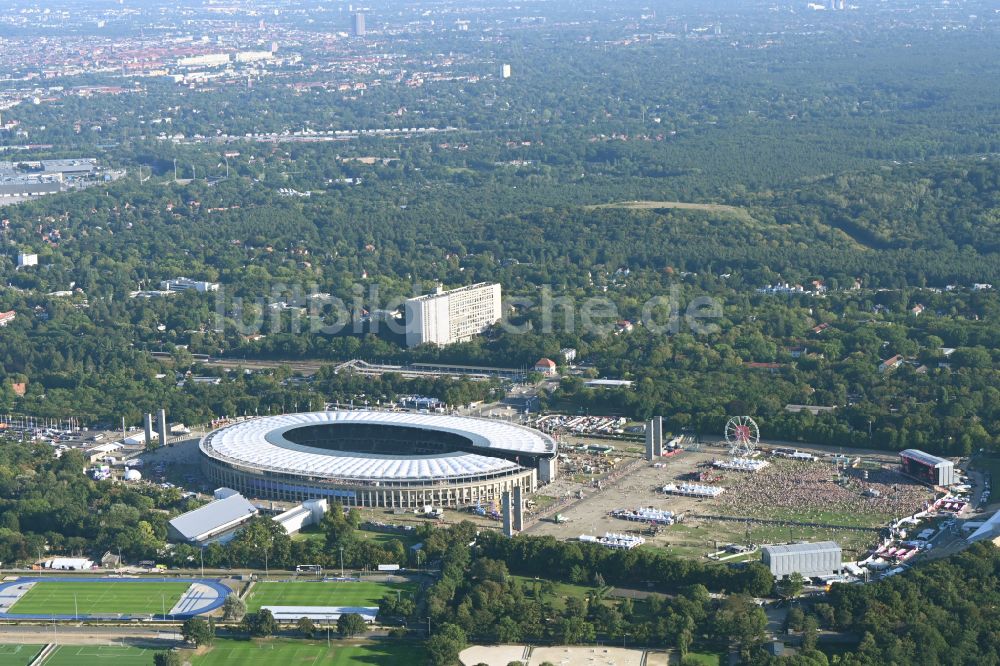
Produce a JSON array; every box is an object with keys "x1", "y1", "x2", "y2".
[{"x1": 0, "y1": 626, "x2": 184, "y2": 646}]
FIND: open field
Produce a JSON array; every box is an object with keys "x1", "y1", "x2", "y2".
[
  {"x1": 0, "y1": 645, "x2": 43, "y2": 666},
  {"x1": 584, "y1": 199, "x2": 750, "y2": 215},
  {"x1": 245, "y1": 579, "x2": 417, "y2": 612},
  {"x1": 190, "y1": 638, "x2": 425, "y2": 665},
  {"x1": 42, "y1": 645, "x2": 154, "y2": 666},
  {"x1": 10, "y1": 581, "x2": 191, "y2": 617}
]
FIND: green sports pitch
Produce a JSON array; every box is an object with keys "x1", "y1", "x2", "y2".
[
  {"x1": 37, "y1": 645, "x2": 154, "y2": 666},
  {"x1": 10, "y1": 581, "x2": 191, "y2": 616},
  {"x1": 245, "y1": 579, "x2": 417, "y2": 612},
  {"x1": 0, "y1": 645, "x2": 44, "y2": 666},
  {"x1": 191, "y1": 638, "x2": 425, "y2": 665}
]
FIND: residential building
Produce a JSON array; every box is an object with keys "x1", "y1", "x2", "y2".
[
  {"x1": 534, "y1": 358, "x2": 557, "y2": 376},
  {"x1": 17, "y1": 253, "x2": 38, "y2": 268},
  {"x1": 405, "y1": 283, "x2": 502, "y2": 347},
  {"x1": 352, "y1": 12, "x2": 366, "y2": 37},
  {"x1": 0, "y1": 310, "x2": 15, "y2": 326},
  {"x1": 879, "y1": 355, "x2": 904, "y2": 373}
]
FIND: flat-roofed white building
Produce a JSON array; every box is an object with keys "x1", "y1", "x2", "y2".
[
  {"x1": 160, "y1": 277, "x2": 220, "y2": 293},
  {"x1": 273, "y1": 498, "x2": 328, "y2": 535},
  {"x1": 17, "y1": 253, "x2": 38, "y2": 268},
  {"x1": 177, "y1": 53, "x2": 231, "y2": 68},
  {"x1": 167, "y1": 493, "x2": 258, "y2": 546},
  {"x1": 405, "y1": 283, "x2": 502, "y2": 347}
]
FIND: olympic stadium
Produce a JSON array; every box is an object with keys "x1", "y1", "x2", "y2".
[{"x1": 199, "y1": 411, "x2": 558, "y2": 508}]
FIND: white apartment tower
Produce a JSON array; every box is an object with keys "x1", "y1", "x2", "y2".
[{"x1": 405, "y1": 283, "x2": 502, "y2": 347}]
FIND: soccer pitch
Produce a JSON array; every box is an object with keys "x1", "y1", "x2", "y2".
[
  {"x1": 42, "y1": 645, "x2": 153, "y2": 666},
  {"x1": 0, "y1": 644, "x2": 44, "y2": 666},
  {"x1": 10, "y1": 581, "x2": 191, "y2": 617},
  {"x1": 245, "y1": 579, "x2": 417, "y2": 612},
  {"x1": 191, "y1": 639, "x2": 425, "y2": 665}
]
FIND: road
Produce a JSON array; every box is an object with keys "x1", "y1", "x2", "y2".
[{"x1": 0, "y1": 626, "x2": 185, "y2": 646}]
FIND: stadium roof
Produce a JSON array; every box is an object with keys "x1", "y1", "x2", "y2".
[
  {"x1": 168, "y1": 493, "x2": 258, "y2": 542},
  {"x1": 200, "y1": 411, "x2": 555, "y2": 482},
  {"x1": 762, "y1": 541, "x2": 841, "y2": 556},
  {"x1": 900, "y1": 449, "x2": 951, "y2": 468},
  {"x1": 967, "y1": 510, "x2": 1000, "y2": 544}
]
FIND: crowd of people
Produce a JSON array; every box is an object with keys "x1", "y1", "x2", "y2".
[{"x1": 714, "y1": 460, "x2": 932, "y2": 524}]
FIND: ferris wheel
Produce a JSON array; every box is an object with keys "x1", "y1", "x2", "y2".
[{"x1": 724, "y1": 416, "x2": 760, "y2": 457}]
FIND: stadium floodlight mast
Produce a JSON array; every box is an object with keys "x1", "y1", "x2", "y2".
[{"x1": 724, "y1": 415, "x2": 760, "y2": 457}]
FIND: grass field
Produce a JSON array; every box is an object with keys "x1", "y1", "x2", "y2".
[
  {"x1": 10, "y1": 581, "x2": 191, "y2": 616},
  {"x1": 42, "y1": 645, "x2": 154, "y2": 666},
  {"x1": 190, "y1": 638, "x2": 425, "y2": 665},
  {"x1": 245, "y1": 580, "x2": 417, "y2": 612},
  {"x1": 0, "y1": 645, "x2": 43, "y2": 666},
  {"x1": 683, "y1": 651, "x2": 723, "y2": 666},
  {"x1": 583, "y1": 200, "x2": 757, "y2": 224},
  {"x1": 663, "y1": 521, "x2": 875, "y2": 559},
  {"x1": 294, "y1": 527, "x2": 419, "y2": 550}
]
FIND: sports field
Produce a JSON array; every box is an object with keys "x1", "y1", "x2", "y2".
[
  {"x1": 191, "y1": 638, "x2": 425, "y2": 665},
  {"x1": 41, "y1": 645, "x2": 154, "y2": 666},
  {"x1": 10, "y1": 581, "x2": 191, "y2": 616},
  {"x1": 0, "y1": 644, "x2": 44, "y2": 666},
  {"x1": 245, "y1": 579, "x2": 417, "y2": 612}
]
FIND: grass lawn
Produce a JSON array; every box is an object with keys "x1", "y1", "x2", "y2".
[
  {"x1": 10, "y1": 581, "x2": 191, "y2": 617},
  {"x1": 663, "y1": 520, "x2": 875, "y2": 559},
  {"x1": 356, "y1": 529, "x2": 418, "y2": 549},
  {"x1": 246, "y1": 580, "x2": 417, "y2": 612},
  {"x1": 293, "y1": 528, "x2": 417, "y2": 550},
  {"x1": 510, "y1": 575, "x2": 597, "y2": 610},
  {"x1": 42, "y1": 645, "x2": 154, "y2": 666},
  {"x1": 0, "y1": 645, "x2": 44, "y2": 666},
  {"x1": 683, "y1": 651, "x2": 723, "y2": 666},
  {"x1": 190, "y1": 638, "x2": 425, "y2": 665}
]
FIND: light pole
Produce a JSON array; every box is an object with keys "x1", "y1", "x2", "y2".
[
  {"x1": 161, "y1": 594, "x2": 165, "y2": 619},
  {"x1": 339, "y1": 547, "x2": 344, "y2": 578},
  {"x1": 200, "y1": 547, "x2": 204, "y2": 578},
  {"x1": 74, "y1": 593, "x2": 78, "y2": 621}
]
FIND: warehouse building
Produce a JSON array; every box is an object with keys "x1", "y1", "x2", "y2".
[
  {"x1": 899, "y1": 449, "x2": 956, "y2": 487},
  {"x1": 762, "y1": 541, "x2": 842, "y2": 578}
]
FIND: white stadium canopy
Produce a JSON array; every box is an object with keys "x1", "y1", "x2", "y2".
[{"x1": 200, "y1": 411, "x2": 555, "y2": 483}]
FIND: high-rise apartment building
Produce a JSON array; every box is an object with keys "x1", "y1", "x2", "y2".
[
  {"x1": 352, "y1": 12, "x2": 366, "y2": 37},
  {"x1": 405, "y1": 283, "x2": 502, "y2": 348}
]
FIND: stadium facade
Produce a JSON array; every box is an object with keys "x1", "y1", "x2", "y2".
[{"x1": 199, "y1": 411, "x2": 557, "y2": 508}]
